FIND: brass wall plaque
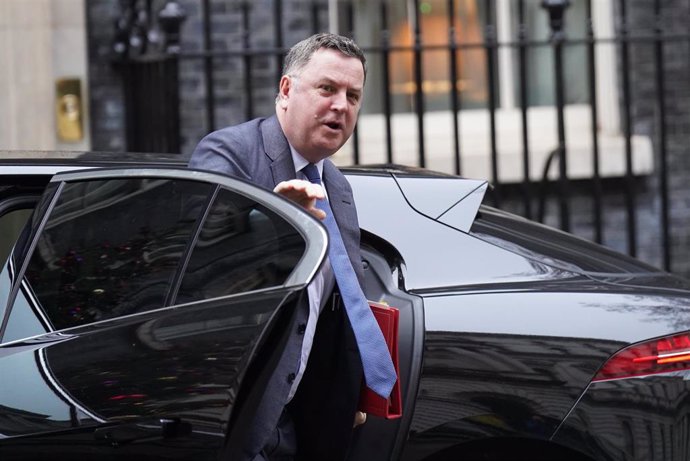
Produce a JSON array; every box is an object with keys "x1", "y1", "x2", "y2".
[{"x1": 55, "y1": 78, "x2": 83, "y2": 142}]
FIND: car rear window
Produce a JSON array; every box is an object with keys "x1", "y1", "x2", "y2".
[{"x1": 470, "y1": 206, "x2": 663, "y2": 275}]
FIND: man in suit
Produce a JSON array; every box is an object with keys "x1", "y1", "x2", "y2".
[{"x1": 189, "y1": 33, "x2": 385, "y2": 461}]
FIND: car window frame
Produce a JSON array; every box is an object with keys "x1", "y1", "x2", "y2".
[{"x1": 0, "y1": 167, "x2": 328, "y2": 344}]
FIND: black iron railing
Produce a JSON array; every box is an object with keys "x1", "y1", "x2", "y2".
[
  {"x1": 112, "y1": 0, "x2": 185, "y2": 154},
  {"x1": 109, "y1": 0, "x2": 686, "y2": 273}
]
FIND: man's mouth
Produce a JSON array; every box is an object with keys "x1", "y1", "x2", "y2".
[{"x1": 324, "y1": 121, "x2": 342, "y2": 131}]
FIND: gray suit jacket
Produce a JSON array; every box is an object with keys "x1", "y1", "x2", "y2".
[
  {"x1": 190, "y1": 115, "x2": 365, "y2": 461},
  {"x1": 189, "y1": 116, "x2": 364, "y2": 285}
]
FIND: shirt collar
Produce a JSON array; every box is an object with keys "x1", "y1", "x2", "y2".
[{"x1": 289, "y1": 145, "x2": 324, "y2": 180}]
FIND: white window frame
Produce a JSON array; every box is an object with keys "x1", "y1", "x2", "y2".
[{"x1": 332, "y1": 0, "x2": 653, "y2": 183}]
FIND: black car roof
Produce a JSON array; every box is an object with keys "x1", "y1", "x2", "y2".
[
  {"x1": 341, "y1": 163, "x2": 460, "y2": 178},
  {"x1": 0, "y1": 152, "x2": 460, "y2": 178},
  {"x1": 0, "y1": 150, "x2": 188, "y2": 166}
]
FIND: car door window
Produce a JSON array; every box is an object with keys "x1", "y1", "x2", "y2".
[
  {"x1": 14, "y1": 178, "x2": 210, "y2": 332},
  {"x1": 0, "y1": 208, "x2": 33, "y2": 266},
  {"x1": 2, "y1": 173, "x2": 315, "y2": 342},
  {"x1": 176, "y1": 188, "x2": 305, "y2": 304},
  {"x1": 1, "y1": 274, "x2": 50, "y2": 343}
]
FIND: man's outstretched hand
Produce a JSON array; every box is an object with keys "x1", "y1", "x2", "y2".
[{"x1": 274, "y1": 179, "x2": 327, "y2": 220}]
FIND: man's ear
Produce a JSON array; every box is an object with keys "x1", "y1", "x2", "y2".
[{"x1": 277, "y1": 75, "x2": 291, "y2": 110}]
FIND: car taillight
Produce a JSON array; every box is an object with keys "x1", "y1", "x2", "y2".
[{"x1": 593, "y1": 332, "x2": 690, "y2": 382}]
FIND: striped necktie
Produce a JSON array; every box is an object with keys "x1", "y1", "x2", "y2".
[{"x1": 302, "y1": 163, "x2": 397, "y2": 398}]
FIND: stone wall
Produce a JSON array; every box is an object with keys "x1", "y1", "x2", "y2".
[{"x1": 1, "y1": 0, "x2": 90, "y2": 151}]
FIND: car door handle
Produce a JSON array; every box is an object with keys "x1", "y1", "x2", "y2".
[{"x1": 94, "y1": 418, "x2": 192, "y2": 446}]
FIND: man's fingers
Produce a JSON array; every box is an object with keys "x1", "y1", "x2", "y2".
[
  {"x1": 274, "y1": 179, "x2": 325, "y2": 199},
  {"x1": 308, "y1": 207, "x2": 326, "y2": 220},
  {"x1": 274, "y1": 180, "x2": 326, "y2": 220},
  {"x1": 307, "y1": 182, "x2": 326, "y2": 199}
]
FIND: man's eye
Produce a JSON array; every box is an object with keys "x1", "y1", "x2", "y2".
[
  {"x1": 320, "y1": 85, "x2": 335, "y2": 93},
  {"x1": 348, "y1": 93, "x2": 360, "y2": 103}
]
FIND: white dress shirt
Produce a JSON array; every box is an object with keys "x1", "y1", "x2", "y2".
[{"x1": 286, "y1": 148, "x2": 336, "y2": 401}]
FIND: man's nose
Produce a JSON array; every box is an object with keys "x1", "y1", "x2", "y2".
[{"x1": 330, "y1": 91, "x2": 347, "y2": 111}]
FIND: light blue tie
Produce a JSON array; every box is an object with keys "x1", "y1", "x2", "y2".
[{"x1": 302, "y1": 163, "x2": 397, "y2": 399}]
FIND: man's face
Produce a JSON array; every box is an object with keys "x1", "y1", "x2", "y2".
[{"x1": 277, "y1": 48, "x2": 364, "y2": 163}]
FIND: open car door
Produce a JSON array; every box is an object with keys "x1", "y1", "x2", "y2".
[{"x1": 0, "y1": 168, "x2": 327, "y2": 460}]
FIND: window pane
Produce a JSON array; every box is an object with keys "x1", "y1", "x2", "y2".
[
  {"x1": 22, "y1": 178, "x2": 212, "y2": 331},
  {"x1": 358, "y1": 0, "x2": 490, "y2": 114},
  {"x1": 0, "y1": 208, "x2": 33, "y2": 266},
  {"x1": 512, "y1": 0, "x2": 589, "y2": 107},
  {"x1": 3, "y1": 281, "x2": 49, "y2": 343},
  {"x1": 177, "y1": 188, "x2": 306, "y2": 303}
]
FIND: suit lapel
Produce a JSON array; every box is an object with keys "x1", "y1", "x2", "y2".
[
  {"x1": 259, "y1": 117, "x2": 354, "y2": 228},
  {"x1": 322, "y1": 160, "x2": 353, "y2": 226},
  {"x1": 261, "y1": 115, "x2": 297, "y2": 186},
  {"x1": 270, "y1": 155, "x2": 296, "y2": 187}
]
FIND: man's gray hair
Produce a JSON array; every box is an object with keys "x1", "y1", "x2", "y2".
[{"x1": 282, "y1": 33, "x2": 367, "y2": 82}]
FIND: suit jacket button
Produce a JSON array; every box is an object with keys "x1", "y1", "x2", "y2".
[
  {"x1": 297, "y1": 323, "x2": 306, "y2": 335},
  {"x1": 287, "y1": 373, "x2": 296, "y2": 384}
]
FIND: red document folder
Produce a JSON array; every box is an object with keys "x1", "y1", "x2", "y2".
[{"x1": 358, "y1": 301, "x2": 402, "y2": 419}]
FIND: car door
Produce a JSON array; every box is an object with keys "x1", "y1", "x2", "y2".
[{"x1": 0, "y1": 168, "x2": 327, "y2": 460}]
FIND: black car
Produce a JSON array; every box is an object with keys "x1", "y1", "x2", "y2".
[{"x1": 2, "y1": 151, "x2": 690, "y2": 461}]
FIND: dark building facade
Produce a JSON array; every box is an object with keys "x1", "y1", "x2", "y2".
[{"x1": 85, "y1": 0, "x2": 690, "y2": 278}]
